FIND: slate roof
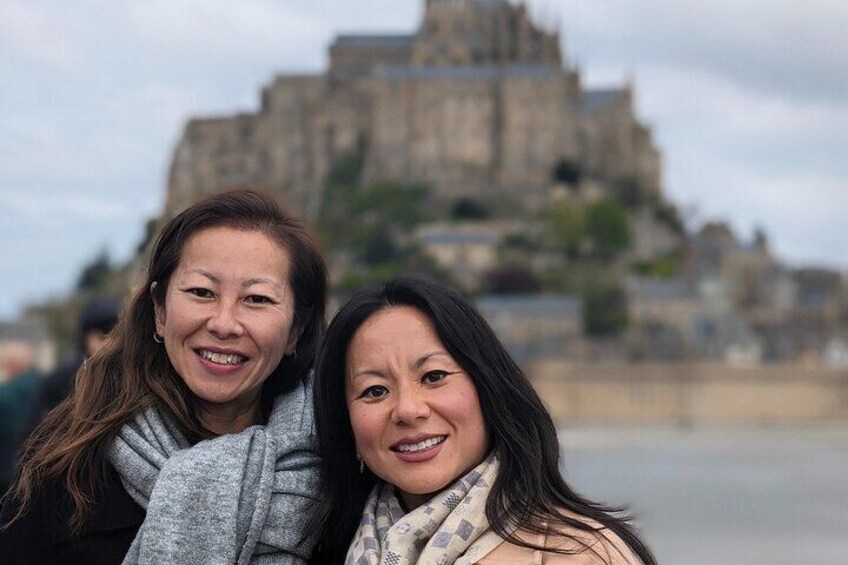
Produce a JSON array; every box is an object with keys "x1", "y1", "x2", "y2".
[
  {"x1": 377, "y1": 63, "x2": 561, "y2": 81},
  {"x1": 419, "y1": 232, "x2": 497, "y2": 245},
  {"x1": 332, "y1": 35, "x2": 414, "y2": 49},
  {"x1": 574, "y1": 88, "x2": 626, "y2": 116},
  {"x1": 476, "y1": 294, "x2": 581, "y2": 316}
]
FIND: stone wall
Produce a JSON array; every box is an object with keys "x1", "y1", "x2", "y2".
[
  {"x1": 576, "y1": 87, "x2": 662, "y2": 194},
  {"x1": 368, "y1": 69, "x2": 499, "y2": 193},
  {"x1": 498, "y1": 68, "x2": 576, "y2": 189},
  {"x1": 530, "y1": 361, "x2": 848, "y2": 424},
  {"x1": 366, "y1": 65, "x2": 576, "y2": 200}
]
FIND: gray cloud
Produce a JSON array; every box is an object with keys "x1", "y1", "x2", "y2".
[
  {"x1": 0, "y1": 1, "x2": 83, "y2": 71},
  {"x1": 0, "y1": 0, "x2": 845, "y2": 316},
  {"x1": 557, "y1": 0, "x2": 848, "y2": 104}
]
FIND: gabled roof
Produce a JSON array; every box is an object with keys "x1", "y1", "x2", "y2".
[
  {"x1": 474, "y1": 0, "x2": 511, "y2": 10},
  {"x1": 574, "y1": 88, "x2": 627, "y2": 116},
  {"x1": 332, "y1": 34, "x2": 414, "y2": 49},
  {"x1": 377, "y1": 63, "x2": 561, "y2": 81}
]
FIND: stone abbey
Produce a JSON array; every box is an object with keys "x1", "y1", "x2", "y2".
[{"x1": 165, "y1": 0, "x2": 662, "y2": 219}]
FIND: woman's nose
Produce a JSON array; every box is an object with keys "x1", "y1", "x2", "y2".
[
  {"x1": 391, "y1": 386, "x2": 431, "y2": 424},
  {"x1": 206, "y1": 300, "x2": 244, "y2": 338}
]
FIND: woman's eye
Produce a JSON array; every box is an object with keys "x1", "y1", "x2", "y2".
[
  {"x1": 362, "y1": 385, "x2": 388, "y2": 399},
  {"x1": 246, "y1": 295, "x2": 272, "y2": 305},
  {"x1": 188, "y1": 288, "x2": 213, "y2": 298},
  {"x1": 422, "y1": 370, "x2": 450, "y2": 384}
]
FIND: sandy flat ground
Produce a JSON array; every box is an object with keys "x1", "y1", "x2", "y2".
[{"x1": 558, "y1": 425, "x2": 848, "y2": 565}]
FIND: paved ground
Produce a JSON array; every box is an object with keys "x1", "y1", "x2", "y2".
[{"x1": 558, "y1": 425, "x2": 848, "y2": 565}]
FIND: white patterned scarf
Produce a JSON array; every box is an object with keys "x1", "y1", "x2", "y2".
[
  {"x1": 345, "y1": 453, "x2": 504, "y2": 565},
  {"x1": 108, "y1": 375, "x2": 320, "y2": 565}
]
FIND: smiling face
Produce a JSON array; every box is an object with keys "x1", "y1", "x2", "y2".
[
  {"x1": 345, "y1": 306, "x2": 489, "y2": 510},
  {"x1": 154, "y1": 226, "x2": 298, "y2": 434}
]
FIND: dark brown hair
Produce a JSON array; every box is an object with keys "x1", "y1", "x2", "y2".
[
  {"x1": 311, "y1": 277, "x2": 655, "y2": 564},
  {"x1": 4, "y1": 189, "x2": 327, "y2": 533}
]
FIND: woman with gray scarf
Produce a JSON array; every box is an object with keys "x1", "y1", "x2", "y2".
[{"x1": 0, "y1": 190, "x2": 326, "y2": 565}]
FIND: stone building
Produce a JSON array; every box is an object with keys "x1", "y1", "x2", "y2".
[
  {"x1": 165, "y1": 0, "x2": 662, "y2": 220},
  {"x1": 414, "y1": 219, "x2": 529, "y2": 290},
  {"x1": 476, "y1": 294, "x2": 582, "y2": 362}
]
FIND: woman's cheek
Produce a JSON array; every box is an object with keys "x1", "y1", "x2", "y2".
[{"x1": 350, "y1": 405, "x2": 381, "y2": 449}]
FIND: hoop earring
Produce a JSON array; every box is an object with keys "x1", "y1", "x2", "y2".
[
  {"x1": 356, "y1": 453, "x2": 364, "y2": 474},
  {"x1": 153, "y1": 332, "x2": 164, "y2": 344}
]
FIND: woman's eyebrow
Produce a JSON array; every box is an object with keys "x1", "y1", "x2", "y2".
[
  {"x1": 184, "y1": 268, "x2": 219, "y2": 283},
  {"x1": 242, "y1": 277, "x2": 286, "y2": 295},
  {"x1": 243, "y1": 277, "x2": 284, "y2": 288},
  {"x1": 349, "y1": 366, "x2": 385, "y2": 381},
  {"x1": 413, "y1": 350, "x2": 450, "y2": 369}
]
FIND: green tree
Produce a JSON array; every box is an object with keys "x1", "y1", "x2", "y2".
[
  {"x1": 325, "y1": 151, "x2": 363, "y2": 187},
  {"x1": 317, "y1": 153, "x2": 365, "y2": 247},
  {"x1": 585, "y1": 199, "x2": 630, "y2": 259},
  {"x1": 610, "y1": 176, "x2": 649, "y2": 209},
  {"x1": 653, "y1": 201, "x2": 685, "y2": 235},
  {"x1": 541, "y1": 201, "x2": 584, "y2": 259},
  {"x1": 135, "y1": 217, "x2": 161, "y2": 255},
  {"x1": 352, "y1": 182, "x2": 429, "y2": 227},
  {"x1": 76, "y1": 249, "x2": 113, "y2": 292},
  {"x1": 630, "y1": 249, "x2": 683, "y2": 279},
  {"x1": 583, "y1": 285, "x2": 628, "y2": 336},
  {"x1": 539, "y1": 263, "x2": 614, "y2": 294},
  {"x1": 317, "y1": 152, "x2": 462, "y2": 287},
  {"x1": 356, "y1": 224, "x2": 397, "y2": 266}
]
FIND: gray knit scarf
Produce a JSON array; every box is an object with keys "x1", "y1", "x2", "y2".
[
  {"x1": 108, "y1": 375, "x2": 320, "y2": 565},
  {"x1": 345, "y1": 453, "x2": 503, "y2": 565}
]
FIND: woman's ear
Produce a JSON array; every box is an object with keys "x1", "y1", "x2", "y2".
[
  {"x1": 286, "y1": 325, "x2": 303, "y2": 357},
  {"x1": 151, "y1": 282, "x2": 165, "y2": 334}
]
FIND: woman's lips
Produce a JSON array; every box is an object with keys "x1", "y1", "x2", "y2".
[
  {"x1": 195, "y1": 348, "x2": 248, "y2": 374},
  {"x1": 392, "y1": 435, "x2": 447, "y2": 453},
  {"x1": 391, "y1": 435, "x2": 447, "y2": 463},
  {"x1": 197, "y1": 348, "x2": 247, "y2": 365}
]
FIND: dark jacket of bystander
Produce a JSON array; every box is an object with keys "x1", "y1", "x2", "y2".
[{"x1": 0, "y1": 463, "x2": 142, "y2": 565}]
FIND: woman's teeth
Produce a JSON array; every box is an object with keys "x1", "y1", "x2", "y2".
[
  {"x1": 199, "y1": 350, "x2": 245, "y2": 365},
  {"x1": 396, "y1": 436, "x2": 446, "y2": 453}
]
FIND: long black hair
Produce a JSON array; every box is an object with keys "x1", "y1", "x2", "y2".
[{"x1": 311, "y1": 277, "x2": 655, "y2": 564}]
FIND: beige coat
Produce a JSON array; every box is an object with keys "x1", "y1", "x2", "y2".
[{"x1": 475, "y1": 521, "x2": 640, "y2": 565}]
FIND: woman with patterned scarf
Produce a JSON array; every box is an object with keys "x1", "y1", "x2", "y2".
[
  {"x1": 310, "y1": 277, "x2": 657, "y2": 564},
  {"x1": 1, "y1": 190, "x2": 327, "y2": 564}
]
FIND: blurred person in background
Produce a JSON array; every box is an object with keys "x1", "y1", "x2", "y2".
[
  {"x1": 0, "y1": 190, "x2": 327, "y2": 564},
  {"x1": 29, "y1": 296, "x2": 120, "y2": 423},
  {"x1": 1, "y1": 297, "x2": 121, "y2": 509},
  {"x1": 0, "y1": 345, "x2": 41, "y2": 503},
  {"x1": 311, "y1": 277, "x2": 655, "y2": 564}
]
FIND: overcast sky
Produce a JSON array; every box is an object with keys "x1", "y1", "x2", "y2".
[{"x1": 1, "y1": 0, "x2": 846, "y2": 318}]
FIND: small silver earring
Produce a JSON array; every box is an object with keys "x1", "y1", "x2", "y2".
[
  {"x1": 356, "y1": 453, "x2": 364, "y2": 474},
  {"x1": 153, "y1": 332, "x2": 164, "y2": 344}
]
